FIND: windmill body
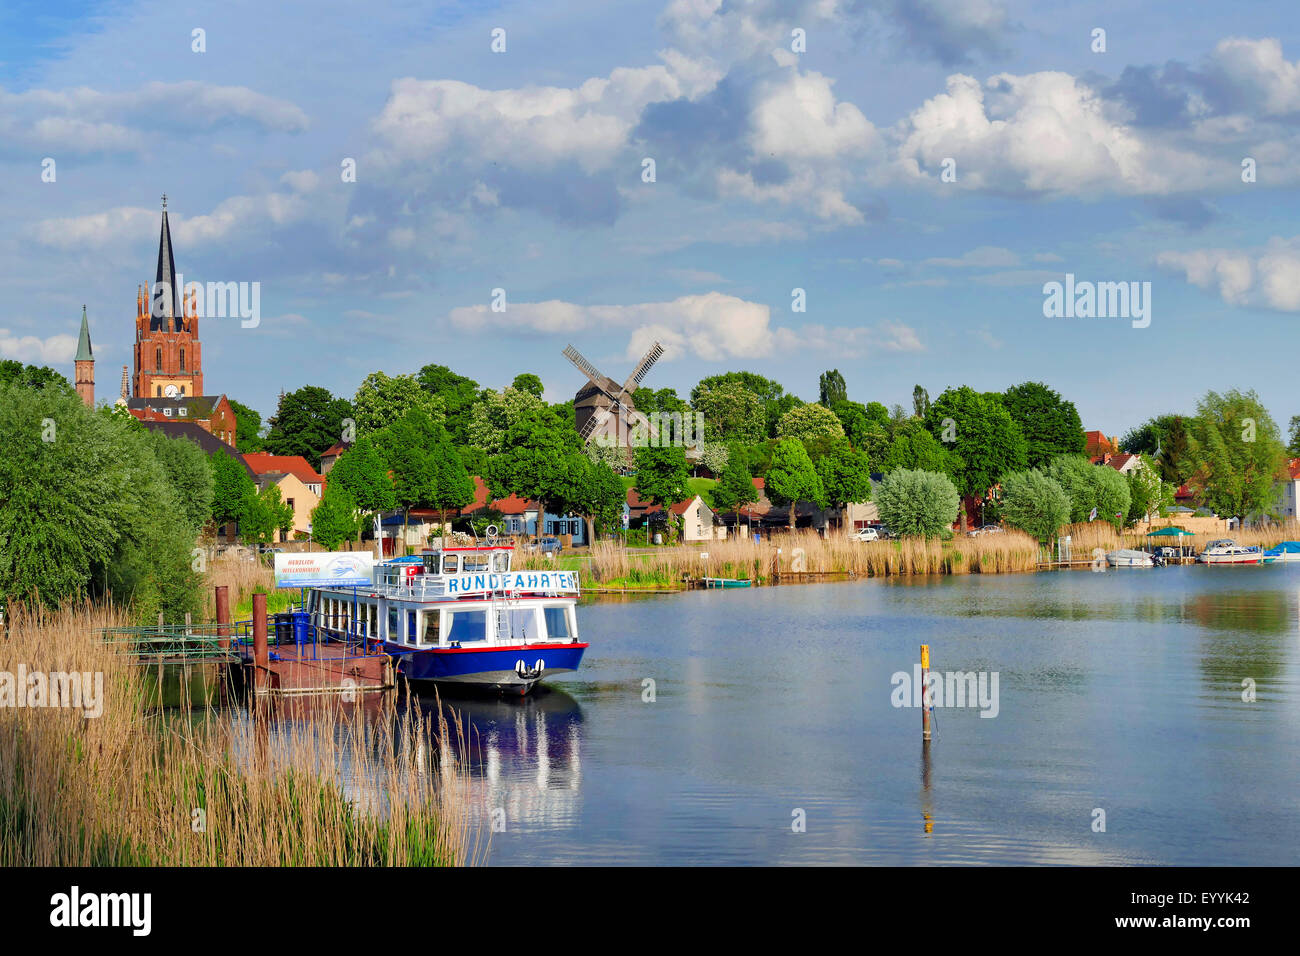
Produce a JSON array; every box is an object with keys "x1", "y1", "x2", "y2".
[{"x1": 563, "y1": 343, "x2": 663, "y2": 458}]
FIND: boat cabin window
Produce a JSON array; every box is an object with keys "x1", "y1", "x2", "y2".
[
  {"x1": 421, "y1": 610, "x2": 440, "y2": 646},
  {"x1": 493, "y1": 551, "x2": 510, "y2": 572},
  {"x1": 446, "y1": 609, "x2": 487, "y2": 643},
  {"x1": 502, "y1": 608, "x2": 540, "y2": 641},
  {"x1": 407, "y1": 611, "x2": 418, "y2": 645},
  {"x1": 463, "y1": 553, "x2": 489, "y2": 573},
  {"x1": 388, "y1": 606, "x2": 399, "y2": 641},
  {"x1": 543, "y1": 606, "x2": 571, "y2": 640},
  {"x1": 443, "y1": 554, "x2": 459, "y2": 574}
]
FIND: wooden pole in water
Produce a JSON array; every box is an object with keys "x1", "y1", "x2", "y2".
[
  {"x1": 214, "y1": 585, "x2": 231, "y2": 650},
  {"x1": 252, "y1": 592, "x2": 268, "y2": 695},
  {"x1": 920, "y1": 644, "x2": 931, "y2": 742}
]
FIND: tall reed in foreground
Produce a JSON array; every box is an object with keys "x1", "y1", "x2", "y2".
[{"x1": 0, "y1": 600, "x2": 477, "y2": 866}]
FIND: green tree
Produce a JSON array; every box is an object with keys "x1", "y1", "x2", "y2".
[
  {"x1": 0, "y1": 382, "x2": 202, "y2": 621},
  {"x1": 466, "y1": 386, "x2": 546, "y2": 455},
  {"x1": 1183, "y1": 389, "x2": 1287, "y2": 523},
  {"x1": 1287, "y1": 415, "x2": 1300, "y2": 456},
  {"x1": 818, "y1": 369, "x2": 847, "y2": 406},
  {"x1": 776, "y1": 403, "x2": 845, "y2": 442},
  {"x1": 311, "y1": 482, "x2": 362, "y2": 551},
  {"x1": 883, "y1": 420, "x2": 952, "y2": 473},
  {"x1": 263, "y1": 385, "x2": 353, "y2": 470},
  {"x1": 147, "y1": 429, "x2": 215, "y2": 533},
  {"x1": 1125, "y1": 459, "x2": 1172, "y2": 526},
  {"x1": 353, "y1": 371, "x2": 441, "y2": 436},
  {"x1": 1001, "y1": 382, "x2": 1086, "y2": 467},
  {"x1": 0, "y1": 359, "x2": 73, "y2": 394},
  {"x1": 210, "y1": 450, "x2": 256, "y2": 529},
  {"x1": 810, "y1": 437, "x2": 873, "y2": 518},
  {"x1": 764, "y1": 438, "x2": 825, "y2": 529},
  {"x1": 1120, "y1": 414, "x2": 1189, "y2": 483},
  {"x1": 874, "y1": 468, "x2": 960, "y2": 538},
  {"x1": 378, "y1": 409, "x2": 442, "y2": 547},
  {"x1": 1045, "y1": 455, "x2": 1131, "y2": 530},
  {"x1": 576, "y1": 459, "x2": 627, "y2": 542},
  {"x1": 865, "y1": 401, "x2": 891, "y2": 429},
  {"x1": 633, "y1": 444, "x2": 692, "y2": 540},
  {"x1": 691, "y1": 381, "x2": 767, "y2": 445},
  {"x1": 926, "y1": 386, "x2": 1028, "y2": 513},
  {"x1": 691, "y1": 371, "x2": 798, "y2": 437},
  {"x1": 999, "y1": 469, "x2": 1072, "y2": 543},
  {"x1": 241, "y1": 483, "x2": 294, "y2": 546},
  {"x1": 711, "y1": 447, "x2": 759, "y2": 528},
  {"x1": 326, "y1": 435, "x2": 395, "y2": 544},
  {"x1": 227, "y1": 398, "x2": 265, "y2": 453},
  {"x1": 427, "y1": 431, "x2": 476, "y2": 535},
  {"x1": 417, "y1": 363, "x2": 481, "y2": 445},
  {"x1": 511, "y1": 373, "x2": 545, "y2": 398},
  {"x1": 912, "y1": 385, "x2": 930, "y2": 420},
  {"x1": 490, "y1": 407, "x2": 591, "y2": 542}
]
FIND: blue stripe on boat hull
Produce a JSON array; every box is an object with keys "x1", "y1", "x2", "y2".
[{"x1": 388, "y1": 643, "x2": 587, "y2": 688}]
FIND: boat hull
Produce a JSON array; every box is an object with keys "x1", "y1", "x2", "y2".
[
  {"x1": 1106, "y1": 550, "x2": 1154, "y2": 567},
  {"x1": 388, "y1": 641, "x2": 588, "y2": 694},
  {"x1": 1197, "y1": 554, "x2": 1260, "y2": 564}
]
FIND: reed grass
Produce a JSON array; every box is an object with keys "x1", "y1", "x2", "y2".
[
  {"x1": 0, "y1": 600, "x2": 477, "y2": 866},
  {"x1": 518, "y1": 529, "x2": 1045, "y2": 587}
]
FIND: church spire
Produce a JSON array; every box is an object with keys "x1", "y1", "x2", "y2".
[
  {"x1": 153, "y1": 194, "x2": 180, "y2": 331},
  {"x1": 75, "y1": 304, "x2": 93, "y2": 361}
]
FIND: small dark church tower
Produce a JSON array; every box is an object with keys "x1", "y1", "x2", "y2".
[{"x1": 133, "y1": 195, "x2": 203, "y2": 399}]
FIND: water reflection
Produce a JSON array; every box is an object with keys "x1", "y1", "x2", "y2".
[{"x1": 415, "y1": 687, "x2": 585, "y2": 832}]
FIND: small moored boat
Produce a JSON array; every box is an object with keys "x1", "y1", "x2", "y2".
[
  {"x1": 1261, "y1": 541, "x2": 1300, "y2": 563},
  {"x1": 1197, "y1": 539, "x2": 1262, "y2": 565},
  {"x1": 703, "y1": 577, "x2": 752, "y2": 588},
  {"x1": 1106, "y1": 549, "x2": 1155, "y2": 568}
]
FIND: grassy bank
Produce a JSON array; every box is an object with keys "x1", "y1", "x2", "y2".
[{"x1": 0, "y1": 600, "x2": 477, "y2": 866}]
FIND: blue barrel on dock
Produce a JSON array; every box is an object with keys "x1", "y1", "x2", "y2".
[{"x1": 272, "y1": 610, "x2": 312, "y2": 646}]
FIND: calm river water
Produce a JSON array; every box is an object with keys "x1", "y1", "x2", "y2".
[{"x1": 412, "y1": 565, "x2": 1300, "y2": 866}]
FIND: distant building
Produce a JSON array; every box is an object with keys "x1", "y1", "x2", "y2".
[
  {"x1": 1085, "y1": 430, "x2": 1120, "y2": 460},
  {"x1": 255, "y1": 471, "x2": 320, "y2": 540},
  {"x1": 319, "y1": 441, "x2": 352, "y2": 474},
  {"x1": 1276, "y1": 459, "x2": 1300, "y2": 519},
  {"x1": 243, "y1": 453, "x2": 325, "y2": 497},
  {"x1": 127, "y1": 394, "x2": 238, "y2": 446}
]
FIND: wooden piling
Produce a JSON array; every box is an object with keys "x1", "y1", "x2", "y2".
[
  {"x1": 214, "y1": 585, "x2": 231, "y2": 650},
  {"x1": 921, "y1": 644, "x2": 931, "y2": 742},
  {"x1": 252, "y1": 592, "x2": 268, "y2": 695}
]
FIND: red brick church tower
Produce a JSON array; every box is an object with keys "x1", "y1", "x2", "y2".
[{"x1": 133, "y1": 196, "x2": 203, "y2": 399}]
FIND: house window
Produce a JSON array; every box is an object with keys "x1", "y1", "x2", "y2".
[
  {"x1": 179, "y1": 348, "x2": 185, "y2": 371},
  {"x1": 155, "y1": 347, "x2": 162, "y2": 370},
  {"x1": 286, "y1": 498, "x2": 294, "y2": 512},
  {"x1": 155, "y1": 385, "x2": 161, "y2": 396},
  {"x1": 179, "y1": 406, "x2": 187, "y2": 416},
  {"x1": 179, "y1": 386, "x2": 185, "y2": 396},
  {"x1": 163, "y1": 407, "x2": 172, "y2": 417}
]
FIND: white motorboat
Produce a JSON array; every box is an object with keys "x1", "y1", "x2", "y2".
[
  {"x1": 1197, "y1": 539, "x2": 1262, "y2": 565},
  {"x1": 1107, "y1": 548, "x2": 1155, "y2": 568}
]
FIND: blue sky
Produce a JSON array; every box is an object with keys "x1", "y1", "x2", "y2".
[{"x1": 4, "y1": 0, "x2": 1299, "y2": 437}]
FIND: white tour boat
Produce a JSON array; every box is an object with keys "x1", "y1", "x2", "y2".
[{"x1": 310, "y1": 544, "x2": 586, "y2": 695}]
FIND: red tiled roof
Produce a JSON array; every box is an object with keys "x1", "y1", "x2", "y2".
[
  {"x1": 1288, "y1": 458, "x2": 1300, "y2": 480},
  {"x1": 752, "y1": 477, "x2": 765, "y2": 489},
  {"x1": 1107, "y1": 453, "x2": 1137, "y2": 471},
  {"x1": 320, "y1": 442, "x2": 350, "y2": 458},
  {"x1": 242, "y1": 453, "x2": 324, "y2": 487}
]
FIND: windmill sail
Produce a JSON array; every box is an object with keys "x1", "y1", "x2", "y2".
[
  {"x1": 562, "y1": 345, "x2": 606, "y2": 391},
  {"x1": 619, "y1": 342, "x2": 664, "y2": 395}
]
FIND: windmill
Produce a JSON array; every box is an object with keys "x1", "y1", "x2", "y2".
[{"x1": 562, "y1": 341, "x2": 664, "y2": 448}]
